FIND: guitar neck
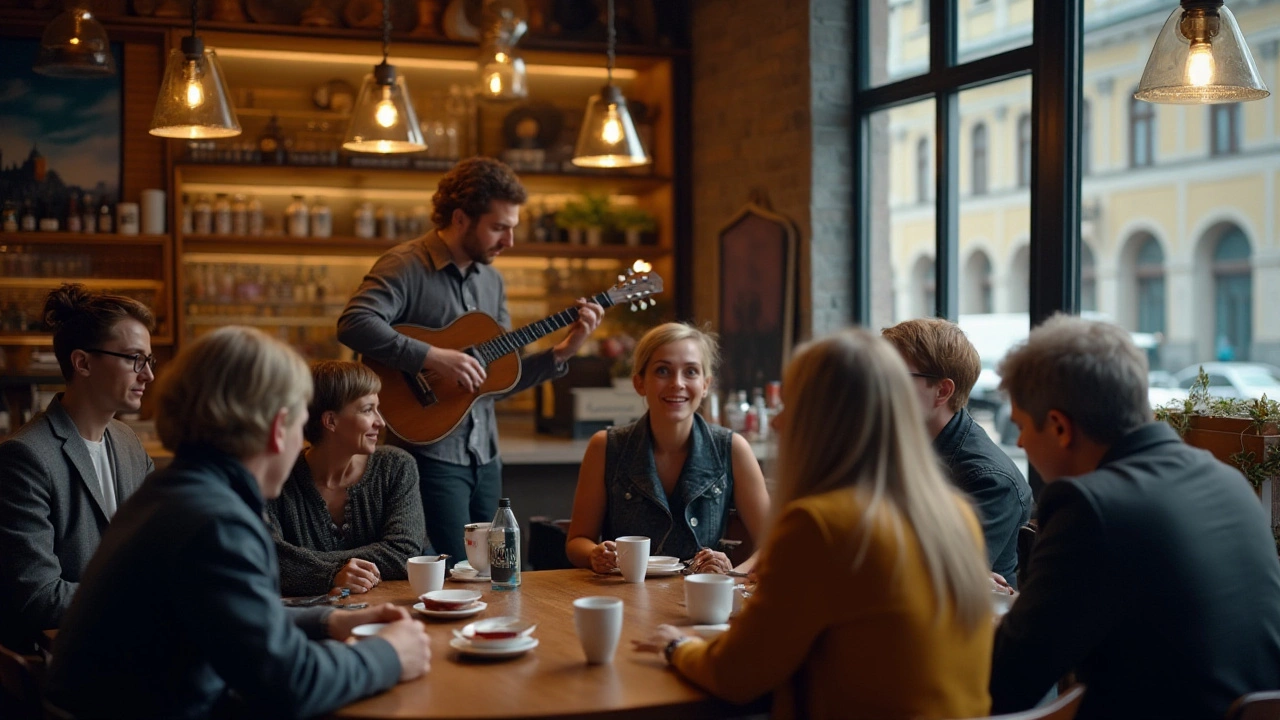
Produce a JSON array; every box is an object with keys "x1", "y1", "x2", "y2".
[{"x1": 473, "y1": 291, "x2": 613, "y2": 365}]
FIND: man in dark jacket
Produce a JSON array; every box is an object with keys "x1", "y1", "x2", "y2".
[
  {"x1": 47, "y1": 326, "x2": 431, "y2": 719},
  {"x1": 990, "y1": 315, "x2": 1280, "y2": 719},
  {"x1": 883, "y1": 318, "x2": 1031, "y2": 586}
]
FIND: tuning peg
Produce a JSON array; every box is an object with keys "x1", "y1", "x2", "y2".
[
  {"x1": 629, "y1": 302, "x2": 638, "y2": 311},
  {"x1": 639, "y1": 299, "x2": 648, "y2": 309},
  {"x1": 626, "y1": 267, "x2": 635, "y2": 276},
  {"x1": 617, "y1": 275, "x2": 626, "y2": 283}
]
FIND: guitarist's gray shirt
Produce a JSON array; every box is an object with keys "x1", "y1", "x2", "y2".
[{"x1": 337, "y1": 231, "x2": 567, "y2": 465}]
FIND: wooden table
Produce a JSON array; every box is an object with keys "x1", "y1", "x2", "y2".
[{"x1": 331, "y1": 569, "x2": 765, "y2": 720}]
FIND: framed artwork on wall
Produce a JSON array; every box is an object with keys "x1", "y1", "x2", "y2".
[
  {"x1": 0, "y1": 37, "x2": 124, "y2": 226},
  {"x1": 717, "y1": 194, "x2": 799, "y2": 397}
]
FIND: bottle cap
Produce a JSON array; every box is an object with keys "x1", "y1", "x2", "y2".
[{"x1": 498, "y1": 498, "x2": 511, "y2": 507}]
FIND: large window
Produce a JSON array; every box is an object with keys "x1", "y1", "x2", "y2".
[
  {"x1": 1016, "y1": 112, "x2": 1032, "y2": 187},
  {"x1": 1129, "y1": 92, "x2": 1154, "y2": 168},
  {"x1": 1210, "y1": 104, "x2": 1240, "y2": 156},
  {"x1": 916, "y1": 137, "x2": 931, "y2": 204},
  {"x1": 1212, "y1": 227, "x2": 1253, "y2": 361}
]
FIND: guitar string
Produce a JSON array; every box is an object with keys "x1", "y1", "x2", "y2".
[{"x1": 474, "y1": 291, "x2": 615, "y2": 365}]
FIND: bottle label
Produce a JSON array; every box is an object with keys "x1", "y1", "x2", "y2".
[{"x1": 488, "y1": 528, "x2": 519, "y2": 583}]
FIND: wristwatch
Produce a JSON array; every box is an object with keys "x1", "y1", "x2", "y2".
[{"x1": 663, "y1": 636, "x2": 693, "y2": 664}]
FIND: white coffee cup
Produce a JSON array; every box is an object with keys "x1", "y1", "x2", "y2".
[
  {"x1": 464, "y1": 522, "x2": 492, "y2": 576},
  {"x1": 615, "y1": 536, "x2": 650, "y2": 583},
  {"x1": 573, "y1": 596, "x2": 623, "y2": 664},
  {"x1": 685, "y1": 574, "x2": 735, "y2": 624},
  {"x1": 407, "y1": 555, "x2": 445, "y2": 595}
]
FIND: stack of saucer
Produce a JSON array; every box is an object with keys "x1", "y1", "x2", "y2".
[
  {"x1": 413, "y1": 589, "x2": 486, "y2": 619},
  {"x1": 450, "y1": 616, "x2": 539, "y2": 659},
  {"x1": 449, "y1": 560, "x2": 491, "y2": 583}
]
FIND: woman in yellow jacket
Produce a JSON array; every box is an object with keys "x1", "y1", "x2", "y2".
[{"x1": 635, "y1": 327, "x2": 995, "y2": 719}]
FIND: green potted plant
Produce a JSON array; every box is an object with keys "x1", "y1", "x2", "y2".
[
  {"x1": 1155, "y1": 368, "x2": 1280, "y2": 552},
  {"x1": 556, "y1": 194, "x2": 611, "y2": 245},
  {"x1": 610, "y1": 206, "x2": 657, "y2": 246}
]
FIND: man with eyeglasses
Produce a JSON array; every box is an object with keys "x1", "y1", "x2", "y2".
[
  {"x1": 0, "y1": 284, "x2": 157, "y2": 653},
  {"x1": 882, "y1": 318, "x2": 1031, "y2": 589}
]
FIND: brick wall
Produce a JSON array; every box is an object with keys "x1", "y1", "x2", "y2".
[{"x1": 690, "y1": 0, "x2": 853, "y2": 342}]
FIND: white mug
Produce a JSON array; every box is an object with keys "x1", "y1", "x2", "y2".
[
  {"x1": 685, "y1": 574, "x2": 735, "y2": 624},
  {"x1": 573, "y1": 596, "x2": 623, "y2": 664},
  {"x1": 464, "y1": 522, "x2": 492, "y2": 575},
  {"x1": 615, "y1": 536, "x2": 650, "y2": 583},
  {"x1": 407, "y1": 555, "x2": 445, "y2": 595}
]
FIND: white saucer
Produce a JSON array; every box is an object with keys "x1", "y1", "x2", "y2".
[
  {"x1": 413, "y1": 600, "x2": 487, "y2": 619},
  {"x1": 449, "y1": 635, "x2": 538, "y2": 658},
  {"x1": 610, "y1": 565, "x2": 683, "y2": 578},
  {"x1": 449, "y1": 570, "x2": 492, "y2": 583}
]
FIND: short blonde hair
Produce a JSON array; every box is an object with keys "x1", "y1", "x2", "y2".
[
  {"x1": 155, "y1": 326, "x2": 312, "y2": 459},
  {"x1": 632, "y1": 322, "x2": 720, "y2": 379},
  {"x1": 304, "y1": 361, "x2": 382, "y2": 443},
  {"x1": 881, "y1": 318, "x2": 981, "y2": 413}
]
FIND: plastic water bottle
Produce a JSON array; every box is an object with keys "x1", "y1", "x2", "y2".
[{"x1": 489, "y1": 498, "x2": 521, "y2": 591}]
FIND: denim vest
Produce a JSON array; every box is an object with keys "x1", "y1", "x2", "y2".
[{"x1": 600, "y1": 413, "x2": 735, "y2": 560}]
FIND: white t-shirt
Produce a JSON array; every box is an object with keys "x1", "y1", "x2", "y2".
[{"x1": 82, "y1": 434, "x2": 118, "y2": 518}]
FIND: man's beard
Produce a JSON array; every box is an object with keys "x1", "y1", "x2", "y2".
[{"x1": 461, "y1": 226, "x2": 496, "y2": 265}]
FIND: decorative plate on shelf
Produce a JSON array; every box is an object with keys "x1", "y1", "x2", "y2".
[{"x1": 502, "y1": 103, "x2": 563, "y2": 151}]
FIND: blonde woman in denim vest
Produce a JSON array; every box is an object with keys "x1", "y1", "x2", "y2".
[{"x1": 566, "y1": 323, "x2": 770, "y2": 574}]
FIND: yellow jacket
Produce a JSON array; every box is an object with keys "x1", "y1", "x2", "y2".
[{"x1": 671, "y1": 487, "x2": 993, "y2": 719}]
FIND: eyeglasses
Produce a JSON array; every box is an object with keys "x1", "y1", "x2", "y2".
[
  {"x1": 84, "y1": 349, "x2": 157, "y2": 374},
  {"x1": 909, "y1": 372, "x2": 943, "y2": 381}
]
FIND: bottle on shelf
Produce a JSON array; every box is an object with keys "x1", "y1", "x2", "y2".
[
  {"x1": 97, "y1": 198, "x2": 113, "y2": 233},
  {"x1": 66, "y1": 194, "x2": 82, "y2": 233},
  {"x1": 80, "y1": 195, "x2": 96, "y2": 234},
  {"x1": 724, "y1": 390, "x2": 749, "y2": 433},
  {"x1": 285, "y1": 195, "x2": 309, "y2": 238},
  {"x1": 488, "y1": 498, "x2": 521, "y2": 591},
  {"x1": 376, "y1": 205, "x2": 396, "y2": 240},
  {"x1": 213, "y1": 193, "x2": 232, "y2": 235},
  {"x1": 751, "y1": 388, "x2": 770, "y2": 440},
  {"x1": 230, "y1": 194, "x2": 248, "y2": 236},
  {"x1": 1, "y1": 201, "x2": 17, "y2": 232},
  {"x1": 20, "y1": 199, "x2": 36, "y2": 232},
  {"x1": 258, "y1": 114, "x2": 285, "y2": 165},
  {"x1": 310, "y1": 197, "x2": 332, "y2": 238},
  {"x1": 181, "y1": 193, "x2": 194, "y2": 234},
  {"x1": 353, "y1": 202, "x2": 376, "y2": 239},
  {"x1": 247, "y1": 195, "x2": 264, "y2": 236},
  {"x1": 38, "y1": 197, "x2": 59, "y2": 231},
  {"x1": 193, "y1": 194, "x2": 213, "y2": 235}
]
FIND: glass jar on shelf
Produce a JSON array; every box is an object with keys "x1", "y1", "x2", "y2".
[
  {"x1": 377, "y1": 205, "x2": 396, "y2": 240},
  {"x1": 213, "y1": 193, "x2": 232, "y2": 235},
  {"x1": 310, "y1": 197, "x2": 332, "y2": 238},
  {"x1": 285, "y1": 195, "x2": 309, "y2": 238},
  {"x1": 354, "y1": 202, "x2": 376, "y2": 239},
  {"x1": 247, "y1": 195, "x2": 264, "y2": 236},
  {"x1": 230, "y1": 194, "x2": 248, "y2": 236},
  {"x1": 193, "y1": 194, "x2": 213, "y2": 235}
]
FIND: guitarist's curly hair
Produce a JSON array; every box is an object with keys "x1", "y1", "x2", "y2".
[{"x1": 432, "y1": 156, "x2": 528, "y2": 228}]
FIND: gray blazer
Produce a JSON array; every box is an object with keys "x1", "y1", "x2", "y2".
[{"x1": 0, "y1": 394, "x2": 152, "y2": 651}]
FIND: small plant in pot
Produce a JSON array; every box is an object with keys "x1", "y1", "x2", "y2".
[
  {"x1": 556, "y1": 194, "x2": 610, "y2": 245},
  {"x1": 1155, "y1": 367, "x2": 1280, "y2": 553},
  {"x1": 610, "y1": 206, "x2": 657, "y2": 246}
]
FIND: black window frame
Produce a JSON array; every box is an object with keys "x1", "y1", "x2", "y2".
[{"x1": 852, "y1": 0, "x2": 1081, "y2": 325}]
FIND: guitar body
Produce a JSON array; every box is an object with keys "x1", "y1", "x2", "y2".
[{"x1": 363, "y1": 312, "x2": 522, "y2": 445}]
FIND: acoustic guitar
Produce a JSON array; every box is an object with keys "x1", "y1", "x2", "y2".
[{"x1": 364, "y1": 268, "x2": 663, "y2": 445}]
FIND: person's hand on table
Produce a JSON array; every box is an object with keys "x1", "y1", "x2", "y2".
[
  {"x1": 590, "y1": 540, "x2": 618, "y2": 574},
  {"x1": 327, "y1": 603, "x2": 409, "y2": 641},
  {"x1": 631, "y1": 624, "x2": 687, "y2": 654},
  {"x1": 378, "y1": 619, "x2": 432, "y2": 682},
  {"x1": 689, "y1": 548, "x2": 732, "y2": 574},
  {"x1": 334, "y1": 558, "x2": 380, "y2": 593}
]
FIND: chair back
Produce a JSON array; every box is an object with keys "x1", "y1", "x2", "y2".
[
  {"x1": 528, "y1": 516, "x2": 574, "y2": 570},
  {"x1": 954, "y1": 684, "x2": 1085, "y2": 720},
  {"x1": 1226, "y1": 691, "x2": 1280, "y2": 720},
  {"x1": 0, "y1": 644, "x2": 45, "y2": 720}
]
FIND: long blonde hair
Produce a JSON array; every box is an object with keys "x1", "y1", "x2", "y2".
[{"x1": 775, "y1": 328, "x2": 990, "y2": 629}]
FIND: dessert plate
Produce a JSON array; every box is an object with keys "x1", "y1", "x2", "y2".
[
  {"x1": 449, "y1": 635, "x2": 538, "y2": 659},
  {"x1": 413, "y1": 600, "x2": 487, "y2": 619}
]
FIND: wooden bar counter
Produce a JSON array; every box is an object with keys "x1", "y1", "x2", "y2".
[{"x1": 331, "y1": 569, "x2": 764, "y2": 720}]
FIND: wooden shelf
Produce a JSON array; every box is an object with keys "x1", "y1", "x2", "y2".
[
  {"x1": 502, "y1": 244, "x2": 671, "y2": 259},
  {"x1": 0, "y1": 233, "x2": 168, "y2": 246},
  {"x1": 0, "y1": 277, "x2": 164, "y2": 291},
  {"x1": 181, "y1": 234, "x2": 398, "y2": 255},
  {"x1": 185, "y1": 315, "x2": 338, "y2": 327}
]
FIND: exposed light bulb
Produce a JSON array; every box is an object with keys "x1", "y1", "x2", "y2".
[
  {"x1": 182, "y1": 60, "x2": 204, "y2": 109},
  {"x1": 69, "y1": 37, "x2": 80, "y2": 45},
  {"x1": 1187, "y1": 41, "x2": 1215, "y2": 87},
  {"x1": 487, "y1": 72, "x2": 503, "y2": 95},
  {"x1": 601, "y1": 106, "x2": 624, "y2": 145},
  {"x1": 374, "y1": 85, "x2": 399, "y2": 128},
  {"x1": 632, "y1": 259, "x2": 652, "y2": 273}
]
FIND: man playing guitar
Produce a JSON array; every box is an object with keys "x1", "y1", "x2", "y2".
[{"x1": 337, "y1": 157, "x2": 603, "y2": 565}]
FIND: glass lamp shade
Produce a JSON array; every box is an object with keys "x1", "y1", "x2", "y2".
[
  {"x1": 571, "y1": 85, "x2": 649, "y2": 168},
  {"x1": 343, "y1": 65, "x2": 427, "y2": 154},
  {"x1": 1134, "y1": 3, "x2": 1269, "y2": 104},
  {"x1": 149, "y1": 41, "x2": 241, "y2": 138},
  {"x1": 33, "y1": 7, "x2": 116, "y2": 78},
  {"x1": 478, "y1": 47, "x2": 528, "y2": 101}
]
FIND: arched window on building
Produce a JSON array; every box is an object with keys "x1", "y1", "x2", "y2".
[
  {"x1": 1017, "y1": 113, "x2": 1032, "y2": 188},
  {"x1": 1081, "y1": 99, "x2": 1092, "y2": 175},
  {"x1": 1130, "y1": 92, "x2": 1155, "y2": 168},
  {"x1": 962, "y1": 250, "x2": 994, "y2": 314},
  {"x1": 1213, "y1": 226, "x2": 1253, "y2": 360},
  {"x1": 972, "y1": 122, "x2": 988, "y2": 195},
  {"x1": 1081, "y1": 242, "x2": 1097, "y2": 312},
  {"x1": 916, "y1": 137, "x2": 930, "y2": 204},
  {"x1": 1135, "y1": 234, "x2": 1165, "y2": 336},
  {"x1": 1008, "y1": 245, "x2": 1029, "y2": 312},
  {"x1": 915, "y1": 256, "x2": 936, "y2": 318},
  {"x1": 1210, "y1": 103, "x2": 1239, "y2": 156}
]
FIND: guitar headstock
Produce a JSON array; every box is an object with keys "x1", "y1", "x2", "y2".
[{"x1": 605, "y1": 261, "x2": 664, "y2": 311}]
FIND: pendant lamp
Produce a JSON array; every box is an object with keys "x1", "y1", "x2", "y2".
[
  {"x1": 343, "y1": 0, "x2": 426, "y2": 153},
  {"x1": 478, "y1": 0, "x2": 528, "y2": 101},
  {"x1": 33, "y1": 2, "x2": 116, "y2": 78},
  {"x1": 1134, "y1": 0, "x2": 1269, "y2": 104},
  {"x1": 149, "y1": 0, "x2": 240, "y2": 138},
  {"x1": 571, "y1": 0, "x2": 649, "y2": 168}
]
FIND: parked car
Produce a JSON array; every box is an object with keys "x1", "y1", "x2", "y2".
[{"x1": 1149, "y1": 362, "x2": 1280, "y2": 409}]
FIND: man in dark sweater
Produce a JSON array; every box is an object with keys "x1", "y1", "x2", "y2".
[
  {"x1": 990, "y1": 315, "x2": 1280, "y2": 719},
  {"x1": 47, "y1": 326, "x2": 431, "y2": 719},
  {"x1": 883, "y1": 318, "x2": 1031, "y2": 587}
]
